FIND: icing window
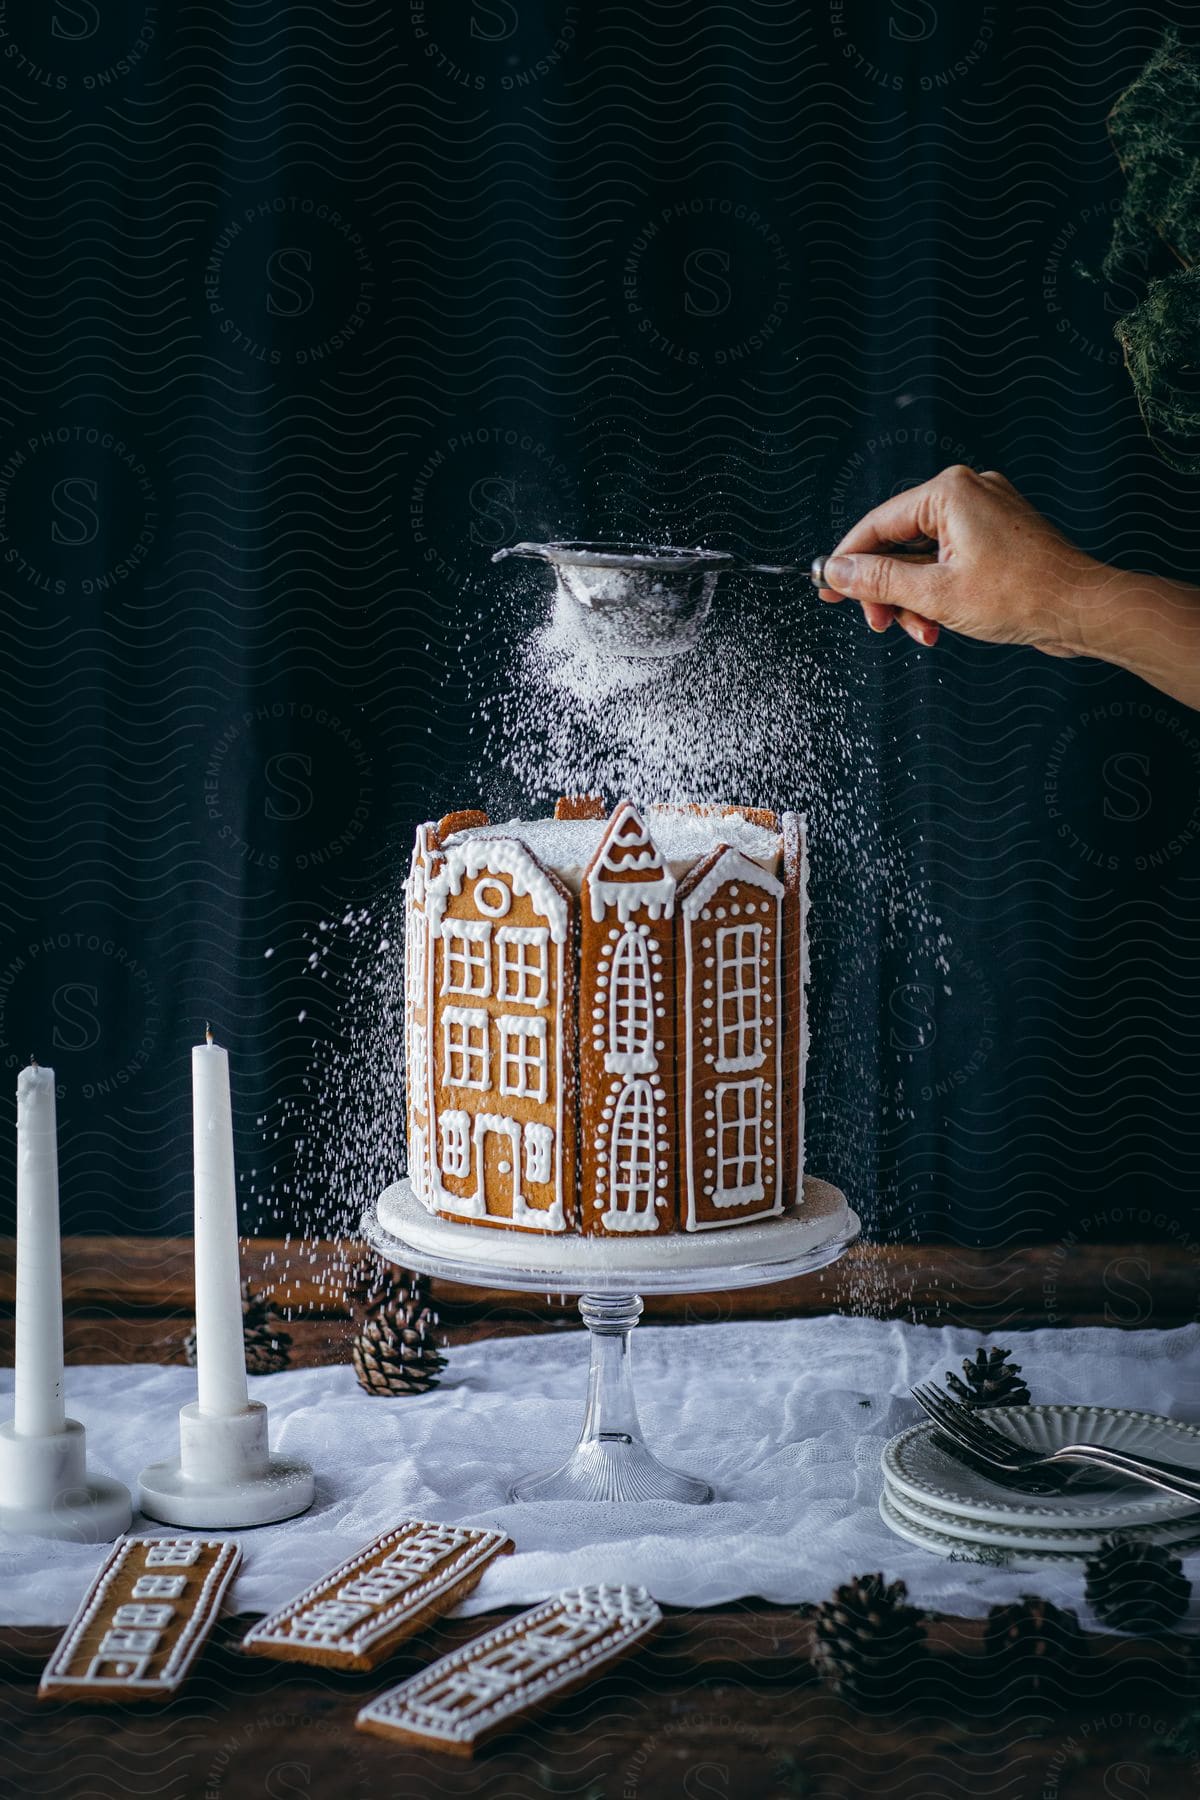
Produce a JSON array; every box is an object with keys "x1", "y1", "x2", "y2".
[
  {"x1": 441, "y1": 920, "x2": 492, "y2": 997},
  {"x1": 87, "y1": 1654, "x2": 154, "y2": 1681},
  {"x1": 132, "y1": 1576, "x2": 187, "y2": 1599},
  {"x1": 473, "y1": 877, "x2": 512, "y2": 918},
  {"x1": 713, "y1": 1078, "x2": 765, "y2": 1205},
  {"x1": 420, "y1": 1666, "x2": 530, "y2": 1719},
  {"x1": 381, "y1": 1524, "x2": 471, "y2": 1575},
  {"x1": 145, "y1": 1544, "x2": 201, "y2": 1567},
  {"x1": 99, "y1": 1628, "x2": 161, "y2": 1655},
  {"x1": 409, "y1": 1122, "x2": 428, "y2": 1199},
  {"x1": 410, "y1": 1021, "x2": 428, "y2": 1104},
  {"x1": 498, "y1": 1015, "x2": 548, "y2": 1102},
  {"x1": 608, "y1": 1078, "x2": 656, "y2": 1221},
  {"x1": 497, "y1": 926, "x2": 549, "y2": 1006},
  {"x1": 292, "y1": 1600, "x2": 374, "y2": 1642},
  {"x1": 442, "y1": 1008, "x2": 490, "y2": 1090},
  {"x1": 439, "y1": 1110, "x2": 471, "y2": 1179},
  {"x1": 715, "y1": 924, "x2": 764, "y2": 1071},
  {"x1": 407, "y1": 909, "x2": 426, "y2": 996},
  {"x1": 113, "y1": 1604, "x2": 176, "y2": 1629},
  {"x1": 607, "y1": 926, "x2": 655, "y2": 1076},
  {"x1": 524, "y1": 1121, "x2": 553, "y2": 1184}
]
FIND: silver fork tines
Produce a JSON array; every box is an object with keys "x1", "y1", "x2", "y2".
[
  {"x1": 908, "y1": 1384, "x2": 1200, "y2": 1506},
  {"x1": 911, "y1": 1385, "x2": 1036, "y2": 1465}
]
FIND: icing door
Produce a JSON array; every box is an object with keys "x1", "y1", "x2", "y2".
[{"x1": 474, "y1": 1113, "x2": 522, "y2": 1221}]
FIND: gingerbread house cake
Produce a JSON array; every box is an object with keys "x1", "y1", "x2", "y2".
[{"x1": 403, "y1": 798, "x2": 808, "y2": 1236}]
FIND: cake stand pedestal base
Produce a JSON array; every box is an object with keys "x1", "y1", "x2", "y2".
[
  {"x1": 366, "y1": 1175, "x2": 860, "y2": 1507},
  {"x1": 509, "y1": 1295, "x2": 711, "y2": 1505}
]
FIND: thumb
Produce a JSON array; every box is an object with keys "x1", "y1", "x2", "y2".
[{"x1": 822, "y1": 551, "x2": 946, "y2": 616}]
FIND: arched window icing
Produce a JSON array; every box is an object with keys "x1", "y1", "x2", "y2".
[
  {"x1": 607, "y1": 927, "x2": 654, "y2": 1075},
  {"x1": 608, "y1": 1078, "x2": 656, "y2": 1225}
]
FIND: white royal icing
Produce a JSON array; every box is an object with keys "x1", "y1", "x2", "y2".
[
  {"x1": 421, "y1": 830, "x2": 570, "y2": 1233},
  {"x1": 356, "y1": 1584, "x2": 660, "y2": 1747},
  {"x1": 40, "y1": 1538, "x2": 240, "y2": 1697},
  {"x1": 681, "y1": 848, "x2": 785, "y2": 1232},
  {"x1": 585, "y1": 800, "x2": 677, "y2": 924},
  {"x1": 244, "y1": 1522, "x2": 510, "y2": 1661},
  {"x1": 404, "y1": 803, "x2": 810, "y2": 1242}
]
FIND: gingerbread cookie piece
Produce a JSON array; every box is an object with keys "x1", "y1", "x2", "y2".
[
  {"x1": 579, "y1": 801, "x2": 679, "y2": 1235},
  {"x1": 553, "y1": 795, "x2": 607, "y2": 821},
  {"x1": 724, "y1": 804, "x2": 778, "y2": 831},
  {"x1": 423, "y1": 831, "x2": 578, "y2": 1233},
  {"x1": 677, "y1": 841, "x2": 788, "y2": 1229},
  {"x1": 356, "y1": 1583, "x2": 661, "y2": 1756},
  {"x1": 437, "y1": 809, "x2": 489, "y2": 839},
  {"x1": 242, "y1": 1520, "x2": 513, "y2": 1671},
  {"x1": 780, "y1": 811, "x2": 809, "y2": 1206},
  {"x1": 39, "y1": 1537, "x2": 240, "y2": 1703}
]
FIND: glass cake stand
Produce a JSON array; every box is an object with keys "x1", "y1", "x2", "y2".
[{"x1": 363, "y1": 1176, "x2": 860, "y2": 1506}]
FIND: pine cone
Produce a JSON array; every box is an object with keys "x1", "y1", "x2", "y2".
[
  {"x1": 1085, "y1": 1536, "x2": 1192, "y2": 1634},
  {"x1": 352, "y1": 1276, "x2": 447, "y2": 1396},
  {"x1": 946, "y1": 1346, "x2": 1031, "y2": 1409},
  {"x1": 183, "y1": 1279, "x2": 291, "y2": 1375},
  {"x1": 341, "y1": 1246, "x2": 393, "y2": 1308},
  {"x1": 983, "y1": 1594, "x2": 1085, "y2": 1697},
  {"x1": 811, "y1": 1573, "x2": 927, "y2": 1708}
]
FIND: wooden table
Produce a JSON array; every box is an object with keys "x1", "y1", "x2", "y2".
[{"x1": 1, "y1": 1237, "x2": 1197, "y2": 1799}]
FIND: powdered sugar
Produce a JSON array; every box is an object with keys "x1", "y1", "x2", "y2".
[
  {"x1": 444, "y1": 809, "x2": 782, "y2": 890},
  {"x1": 267, "y1": 558, "x2": 950, "y2": 1324}
]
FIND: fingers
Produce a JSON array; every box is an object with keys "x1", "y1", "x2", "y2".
[
  {"x1": 816, "y1": 589, "x2": 940, "y2": 647},
  {"x1": 821, "y1": 550, "x2": 948, "y2": 617},
  {"x1": 830, "y1": 468, "x2": 956, "y2": 558},
  {"x1": 829, "y1": 460, "x2": 1000, "y2": 560},
  {"x1": 861, "y1": 603, "x2": 939, "y2": 646},
  {"x1": 895, "y1": 608, "x2": 939, "y2": 647}
]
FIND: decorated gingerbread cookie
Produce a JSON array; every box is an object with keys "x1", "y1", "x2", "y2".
[
  {"x1": 579, "y1": 801, "x2": 679, "y2": 1236},
  {"x1": 39, "y1": 1537, "x2": 240, "y2": 1702},
  {"x1": 356, "y1": 1583, "x2": 661, "y2": 1756},
  {"x1": 241, "y1": 1520, "x2": 512, "y2": 1670}
]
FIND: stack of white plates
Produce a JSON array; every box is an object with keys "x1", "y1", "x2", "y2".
[{"x1": 881, "y1": 1405, "x2": 1200, "y2": 1570}]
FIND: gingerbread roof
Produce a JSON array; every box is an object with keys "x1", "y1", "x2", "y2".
[
  {"x1": 678, "y1": 842, "x2": 785, "y2": 919},
  {"x1": 584, "y1": 800, "x2": 676, "y2": 924},
  {"x1": 428, "y1": 832, "x2": 573, "y2": 942}
]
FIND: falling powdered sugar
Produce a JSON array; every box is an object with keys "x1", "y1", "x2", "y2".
[{"x1": 269, "y1": 563, "x2": 952, "y2": 1324}]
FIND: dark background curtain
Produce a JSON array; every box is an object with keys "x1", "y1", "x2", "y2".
[{"x1": 1, "y1": 2, "x2": 1197, "y2": 1254}]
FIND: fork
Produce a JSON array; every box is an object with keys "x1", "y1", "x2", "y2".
[{"x1": 910, "y1": 1384, "x2": 1200, "y2": 1505}]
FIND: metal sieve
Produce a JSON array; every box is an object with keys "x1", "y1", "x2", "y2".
[
  {"x1": 492, "y1": 540, "x2": 799, "y2": 658},
  {"x1": 492, "y1": 538, "x2": 938, "y2": 658}
]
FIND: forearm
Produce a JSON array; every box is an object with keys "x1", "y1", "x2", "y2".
[{"x1": 1067, "y1": 562, "x2": 1200, "y2": 712}]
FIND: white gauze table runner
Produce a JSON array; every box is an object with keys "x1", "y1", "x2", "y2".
[{"x1": 2, "y1": 1314, "x2": 1198, "y2": 1632}]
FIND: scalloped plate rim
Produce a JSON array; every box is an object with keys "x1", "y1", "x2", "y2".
[
  {"x1": 884, "y1": 1404, "x2": 1200, "y2": 1528},
  {"x1": 883, "y1": 1476, "x2": 1200, "y2": 1554},
  {"x1": 878, "y1": 1489, "x2": 1200, "y2": 1570},
  {"x1": 878, "y1": 1489, "x2": 1088, "y2": 1568}
]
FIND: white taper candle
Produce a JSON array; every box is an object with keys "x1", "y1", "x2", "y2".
[
  {"x1": 192, "y1": 1031, "x2": 249, "y2": 1417},
  {"x1": 14, "y1": 1063, "x2": 66, "y2": 1438}
]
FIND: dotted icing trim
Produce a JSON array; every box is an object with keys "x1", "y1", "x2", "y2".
[
  {"x1": 41, "y1": 1538, "x2": 240, "y2": 1695},
  {"x1": 358, "y1": 1584, "x2": 660, "y2": 1744},
  {"x1": 243, "y1": 1522, "x2": 510, "y2": 1656}
]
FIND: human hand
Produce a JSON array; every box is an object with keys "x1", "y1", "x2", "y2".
[{"x1": 818, "y1": 465, "x2": 1102, "y2": 655}]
